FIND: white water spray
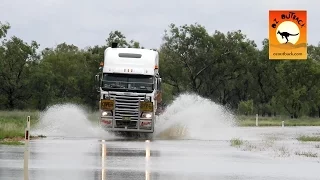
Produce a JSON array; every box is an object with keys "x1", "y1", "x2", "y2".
[
  {"x1": 32, "y1": 94, "x2": 250, "y2": 141},
  {"x1": 154, "y1": 93, "x2": 240, "y2": 140},
  {"x1": 33, "y1": 103, "x2": 114, "y2": 139}
]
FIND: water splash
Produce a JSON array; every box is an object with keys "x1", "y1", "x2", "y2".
[
  {"x1": 33, "y1": 103, "x2": 114, "y2": 139},
  {"x1": 153, "y1": 93, "x2": 239, "y2": 140},
  {"x1": 32, "y1": 94, "x2": 255, "y2": 141}
]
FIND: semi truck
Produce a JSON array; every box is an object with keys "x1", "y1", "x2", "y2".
[{"x1": 95, "y1": 43, "x2": 162, "y2": 136}]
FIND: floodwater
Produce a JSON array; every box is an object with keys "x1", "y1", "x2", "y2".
[
  {"x1": 1, "y1": 126, "x2": 320, "y2": 180},
  {"x1": 1, "y1": 94, "x2": 320, "y2": 179}
]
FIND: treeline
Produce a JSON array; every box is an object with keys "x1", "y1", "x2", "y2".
[{"x1": 0, "y1": 21, "x2": 319, "y2": 118}]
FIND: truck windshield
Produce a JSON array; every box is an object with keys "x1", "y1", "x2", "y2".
[{"x1": 101, "y1": 73, "x2": 154, "y2": 93}]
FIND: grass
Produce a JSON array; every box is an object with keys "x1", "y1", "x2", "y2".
[
  {"x1": 242, "y1": 143, "x2": 257, "y2": 151},
  {"x1": 237, "y1": 115, "x2": 320, "y2": 127},
  {"x1": 277, "y1": 146, "x2": 291, "y2": 157},
  {"x1": 297, "y1": 135, "x2": 320, "y2": 142},
  {"x1": 295, "y1": 151, "x2": 318, "y2": 157},
  {"x1": 0, "y1": 110, "x2": 45, "y2": 145},
  {"x1": 0, "y1": 141, "x2": 24, "y2": 145},
  {"x1": 230, "y1": 138, "x2": 244, "y2": 147}
]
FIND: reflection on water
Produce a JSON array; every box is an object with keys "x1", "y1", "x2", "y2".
[
  {"x1": 100, "y1": 139, "x2": 158, "y2": 180},
  {"x1": 2, "y1": 136, "x2": 320, "y2": 180},
  {"x1": 101, "y1": 140, "x2": 106, "y2": 180},
  {"x1": 145, "y1": 140, "x2": 150, "y2": 180}
]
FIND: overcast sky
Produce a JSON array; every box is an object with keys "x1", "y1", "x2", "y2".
[{"x1": 0, "y1": 0, "x2": 319, "y2": 50}]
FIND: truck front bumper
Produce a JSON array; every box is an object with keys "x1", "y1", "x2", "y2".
[
  {"x1": 102, "y1": 127, "x2": 154, "y2": 133},
  {"x1": 100, "y1": 118, "x2": 154, "y2": 133}
]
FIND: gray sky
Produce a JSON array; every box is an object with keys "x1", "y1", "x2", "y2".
[{"x1": 0, "y1": 0, "x2": 319, "y2": 50}]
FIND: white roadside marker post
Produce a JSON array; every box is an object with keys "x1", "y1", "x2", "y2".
[
  {"x1": 24, "y1": 116, "x2": 30, "y2": 180},
  {"x1": 256, "y1": 114, "x2": 259, "y2": 127},
  {"x1": 282, "y1": 121, "x2": 284, "y2": 128}
]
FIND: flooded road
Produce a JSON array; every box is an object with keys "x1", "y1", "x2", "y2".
[{"x1": 1, "y1": 127, "x2": 320, "y2": 180}]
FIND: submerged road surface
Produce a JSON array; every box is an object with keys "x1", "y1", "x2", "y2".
[{"x1": 1, "y1": 127, "x2": 320, "y2": 180}]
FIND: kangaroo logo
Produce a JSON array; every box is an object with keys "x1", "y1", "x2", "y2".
[
  {"x1": 275, "y1": 21, "x2": 300, "y2": 45},
  {"x1": 277, "y1": 30, "x2": 299, "y2": 44}
]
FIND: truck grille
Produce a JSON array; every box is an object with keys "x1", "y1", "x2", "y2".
[{"x1": 109, "y1": 93, "x2": 146, "y2": 122}]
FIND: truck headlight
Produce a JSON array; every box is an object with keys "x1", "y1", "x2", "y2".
[
  {"x1": 101, "y1": 111, "x2": 112, "y2": 117},
  {"x1": 141, "y1": 112, "x2": 152, "y2": 118}
]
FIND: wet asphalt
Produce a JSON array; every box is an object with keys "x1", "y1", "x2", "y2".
[{"x1": 1, "y1": 127, "x2": 320, "y2": 180}]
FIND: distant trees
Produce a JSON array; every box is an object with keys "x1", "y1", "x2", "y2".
[
  {"x1": 0, "y1": 22, "x2": 39, "y2": 109},
  {"x1": 0, "y1": 21, "x2": 320, "y2": 118}
]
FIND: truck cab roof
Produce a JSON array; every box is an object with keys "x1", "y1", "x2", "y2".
[{"x1": 103, "y1": 47, "x2": 159, "y2": 76}]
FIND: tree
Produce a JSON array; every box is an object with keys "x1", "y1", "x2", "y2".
[
  {"x1": 0, "y1": 21, "x2": 10, "y2": 39},
  {"x1": 160, "y1": 23, "x2": 259, "y2": 110},
  {"x1": 0, "y1": 31, "x2": 39, "y2": 109},
  {"x1": 106, "y1": 30, "x2": 143, "y2": 48},
  {"x1": 160, "y1": 23, "x2": 216, "y2": 94}
]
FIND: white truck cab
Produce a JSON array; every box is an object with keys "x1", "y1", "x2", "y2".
[{"x1": 95, "y1": 43, "x2": 162, "y2": 135}]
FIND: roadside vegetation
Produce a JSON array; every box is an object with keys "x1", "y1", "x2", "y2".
[
  {"x1": 230, "y1": 138, "x2": 244, "y2": 147},
  {"x1": 0, "y1": 110, "x2": 46, "y2": 145},
  {"x1": 295, "y1": 151, "x2": 318, "y2": 158},
  {"x1": 297, "y1": 135, "x2": 320, "y2": 142},
  {"x1": 0, "y1": 141, "x2": 24, "y2": 145},
  {"x1": 237, "y1": 115, "x2": 320, "y2": 127}
]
